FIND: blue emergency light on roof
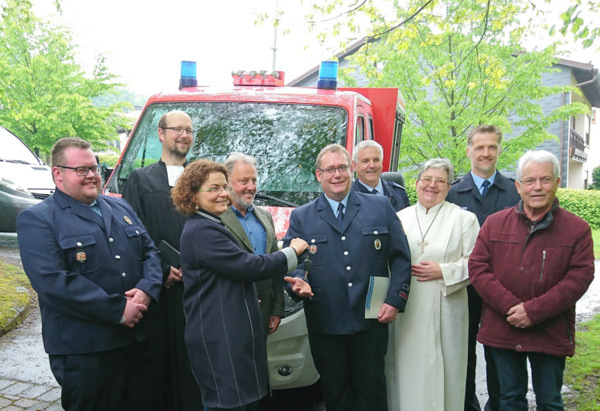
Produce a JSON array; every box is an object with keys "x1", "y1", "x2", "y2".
[
  {"x1": 317, "y1": 60, "x2": 338, "y2": 90},
  {"x1": 179, "y1": 61, "x2": 197, "y2": 89}
]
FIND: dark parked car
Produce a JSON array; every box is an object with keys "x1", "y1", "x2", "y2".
[{"x1": 0, "y1": 126, "x2": 54, "y2": 232}]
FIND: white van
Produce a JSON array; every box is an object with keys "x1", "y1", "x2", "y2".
[{"x1": 0, "y1": 126, "x2": 55, "y2": 232}]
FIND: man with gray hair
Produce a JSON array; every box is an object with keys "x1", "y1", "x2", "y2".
[
  {"x1": 221, "y1": 152, "x2": 285, "y2": 334},
  {"x1": 469, "y1": 150, "x2": 595, "y2": 410},
  {"x1": 351, "y1": 140, "x2": 410, "y2": 211}
]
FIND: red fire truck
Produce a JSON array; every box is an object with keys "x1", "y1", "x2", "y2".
[{"x1": 104, "y1": 60, "x2": 406, "y2": 390}]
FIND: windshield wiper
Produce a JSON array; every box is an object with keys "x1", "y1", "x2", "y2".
[{"x1": 255, "y1": 192, "x2": 299, "y2": 208}]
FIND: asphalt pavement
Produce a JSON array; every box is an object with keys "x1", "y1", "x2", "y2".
[{"x1": 1, "y1": 231, "x2": 598, "y2": 410}]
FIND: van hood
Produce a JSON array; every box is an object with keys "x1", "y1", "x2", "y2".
[{"x1": 0, "y1": 161, "x2": 55, "y2": 194}]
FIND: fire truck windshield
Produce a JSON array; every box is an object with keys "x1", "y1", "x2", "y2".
[{"x1": 116, "y1": 102, "x2": 348, "y2": 206}]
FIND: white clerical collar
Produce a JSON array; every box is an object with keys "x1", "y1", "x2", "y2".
[
  {"x1": 166, "y1": 165, "x2": 185, "y2": 187},
  {"x1": 416, "y1": 201, "x2": 445, "y2": 214}
]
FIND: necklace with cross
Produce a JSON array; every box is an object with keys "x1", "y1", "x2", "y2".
[{"x1": 415, "y1": 202, "x2": 444, "y2": 253}]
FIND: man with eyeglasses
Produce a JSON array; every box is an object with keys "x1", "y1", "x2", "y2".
[
  {"x1": 283, "y1": 144, "x2": 412, "y2": 411},
  {"x1": 469, "y1": 150, "x2": 594, "y2": 410},
  {"x1": 122, "y1": 110, "x2": 202, "y2": 410},
  {"x1": 220, "y1": 152, "x2": 285, "y2": 337},
  {"x1": 351, "y1": 140, "x2": 410, "y2": 211},
  {"x1": 16, "y1": 137, "x2": 163, "y2": 410},
  {"x1": 446, "y1": 124, "x2": 520, "y2": 411}
]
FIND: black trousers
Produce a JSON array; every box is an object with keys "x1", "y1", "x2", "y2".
[
  {"x1": 308, "y1": 324, "x2": 388, "y2": 411},
  {"x1": 49, "y1": 342, "x2": 154, "y2": 411}
]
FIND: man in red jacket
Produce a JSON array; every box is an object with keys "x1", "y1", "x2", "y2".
[{"x1": 469, "y1": 150, "x2": 595, "y2": 410}]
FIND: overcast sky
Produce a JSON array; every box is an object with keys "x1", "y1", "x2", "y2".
[
  {"x1": 31, "y1": 0, "x2": 332, "y2": 96},
  {"x1": 19, "y1": 0, "x2": 600, "y2": 100}
]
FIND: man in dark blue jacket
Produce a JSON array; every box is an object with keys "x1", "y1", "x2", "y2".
[
  {"x1": 17, "y1": 137, "x2": 163, "y2": 411},
  {"x1": 351, "y1": 140, "x2": 410, "y2": 211},
  {"x1": 284, "y1": 144, "x2": 412, "y2": 411},
  {"x1": 446, "y1": 125, "x2": 520, "y2": 411}
]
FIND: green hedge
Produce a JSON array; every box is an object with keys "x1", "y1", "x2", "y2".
[
  {"x1": 557, "y1": 189, "x2": 600, "y2": 230},
  {"x1": 404, "y1": 180, "x2": 600, "y2": 229}
]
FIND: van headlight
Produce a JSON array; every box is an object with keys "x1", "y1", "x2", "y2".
[
  {"x1": 284, "y1": 292, "x2": 304, "y2": 316},
  {"x1": 0, "y1": 176, "x2": 34, "y2": 198}
]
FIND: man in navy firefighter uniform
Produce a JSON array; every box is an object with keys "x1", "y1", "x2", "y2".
[
  {"x1": 284, "y1": 144, "x2": 412, "y2": 411},
  {"x1": 17, "y1": 137, "x2": 163, "y2": 411},
  {"x1": 351, "y1": 140, "x2": 410, "y2": 211}
]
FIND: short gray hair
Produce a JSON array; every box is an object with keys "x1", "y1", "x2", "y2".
[
  {"x1": 224, "y1": 152, "x2": 257, "y2": 174},
  {"x1": 516, "y1": 150, "x2": 559, "y2": 181},
  {"x1": 417, "y1": 158, "x2": 455, "y2": 183},
  {"x1": 352, "y1": 140, "x2": 383, "y2": 163}
]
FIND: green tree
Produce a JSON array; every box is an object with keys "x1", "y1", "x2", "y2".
[
  {"x1": 93, "y1": 87, "x2": 149, "y2": 110},
  {"x1": 552, "y1": 0, "x2": 600, "y2": 50},
  {"x1": 589, "y1": 166, "x2": 600, "y2": 190},
  {"x1": 292, "y1": 0, "x2": 590, "y2": 175},
  {"x1": 0, "y1": 0, "x2": 132, "y2": 157}
]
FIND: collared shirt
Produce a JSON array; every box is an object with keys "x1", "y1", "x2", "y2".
[
  {"x1": 324, "y1": 193, "x2": 350, "y2": 218},
  {"x1": 471, "y1": 171, "x2": 497, "y2": 196},
  {"x1": 357, "y1": 179, "x2": 384, "y2": 196},
  {"x1": 89, "y1": 200, "x2": 102, "y2": 216},
  {"x1": 232, "y1": 205, "x2": 267, "y2": 255}
]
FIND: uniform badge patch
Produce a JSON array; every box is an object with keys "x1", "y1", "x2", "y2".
[
  {"x1": 123, "y1": 216, "x2": 133, "y2": 225},
  {"x1": 76, "y1": 251, "x2": 87, "y2": 263},
  {"x1": 374, "y1": 239, "x2": 381, "y2": 250}
]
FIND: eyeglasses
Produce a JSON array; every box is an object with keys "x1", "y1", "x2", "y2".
[
  {"x1": 419, "y1": 177, "x2": 448, "y2": 186},
  {"x1": 198, "y1": 186, "x2": 233, "y2": 194},
  {"x1": 318, "y1": 165, "x2": 350, "y2": 175},
  {"x1": 519, "y1": 177, "x2": 556, "y2": 186},
  {"x1": 57, "y1": 165, "x2": 100, "y2": 177},
  {"x1": 162, "y1": 127, "x2": 195, "y2": 136}
]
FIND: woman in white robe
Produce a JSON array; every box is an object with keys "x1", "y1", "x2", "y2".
[{"x1": 386, "y1": 158, "x2": 480, "y2": 411}]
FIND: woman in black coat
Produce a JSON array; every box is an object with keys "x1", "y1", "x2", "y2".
[{"x1": 171, "y1": 159, "x2": 307, "y2": 411}]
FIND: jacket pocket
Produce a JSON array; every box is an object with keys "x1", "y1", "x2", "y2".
[
  {"x1": 305, "y1": 233, "x2": 328, "y2": 267},
  {"x1": 59, "y1": 234, "x2": 100, "y2": 274},
  {"x1": 123, "y1": 225, "x2": 147, "y2": 261},
  {"x1": 361, "y1": 225, "x2": 390, "y2": 257}
]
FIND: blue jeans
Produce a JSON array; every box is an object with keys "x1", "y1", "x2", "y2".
[{"x1": 489, "y1": 347, "x2": 566, "y2": 411}]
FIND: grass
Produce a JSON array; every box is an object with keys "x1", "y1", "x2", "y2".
[
  {"x1": 0, "y1": 260, "x2": 32, "y2": 334},
  {"x1": 592, "y1": 229, "x2": 600, "y2": 260},
  {"x1": 564, "y1": 314, "x2": 600, "y2": 410}
]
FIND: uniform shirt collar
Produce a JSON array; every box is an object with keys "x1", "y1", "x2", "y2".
[
  {"x1": 324, "y1": 192, "x2": 350, "y2": 217},
  {"x1": 357, "y1": 179, "x2": 384, "y2": 195},
  {"x1": 471, "y1": 170, "x2": 497, "y2": 192}
]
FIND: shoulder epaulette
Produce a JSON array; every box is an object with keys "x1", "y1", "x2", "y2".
[{"x1": 388, "y1": 181, "x2": 406, "y2": 190}]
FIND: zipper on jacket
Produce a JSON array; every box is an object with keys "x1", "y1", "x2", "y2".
[{"x1": 540, "y1": 250, "x2": 546, "y2": 281}]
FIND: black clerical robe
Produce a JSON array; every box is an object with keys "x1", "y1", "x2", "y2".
[{"x1": 123, "y1": 160, "x2": 202, "y2": 411}]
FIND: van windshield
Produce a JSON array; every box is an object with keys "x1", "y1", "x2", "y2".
[
  {"x1": 0, "y1": 127, "x2": 40, "y2": 164},
  {"x1": 117, "y1": 102, "x2": 348, "y2": 205}
]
